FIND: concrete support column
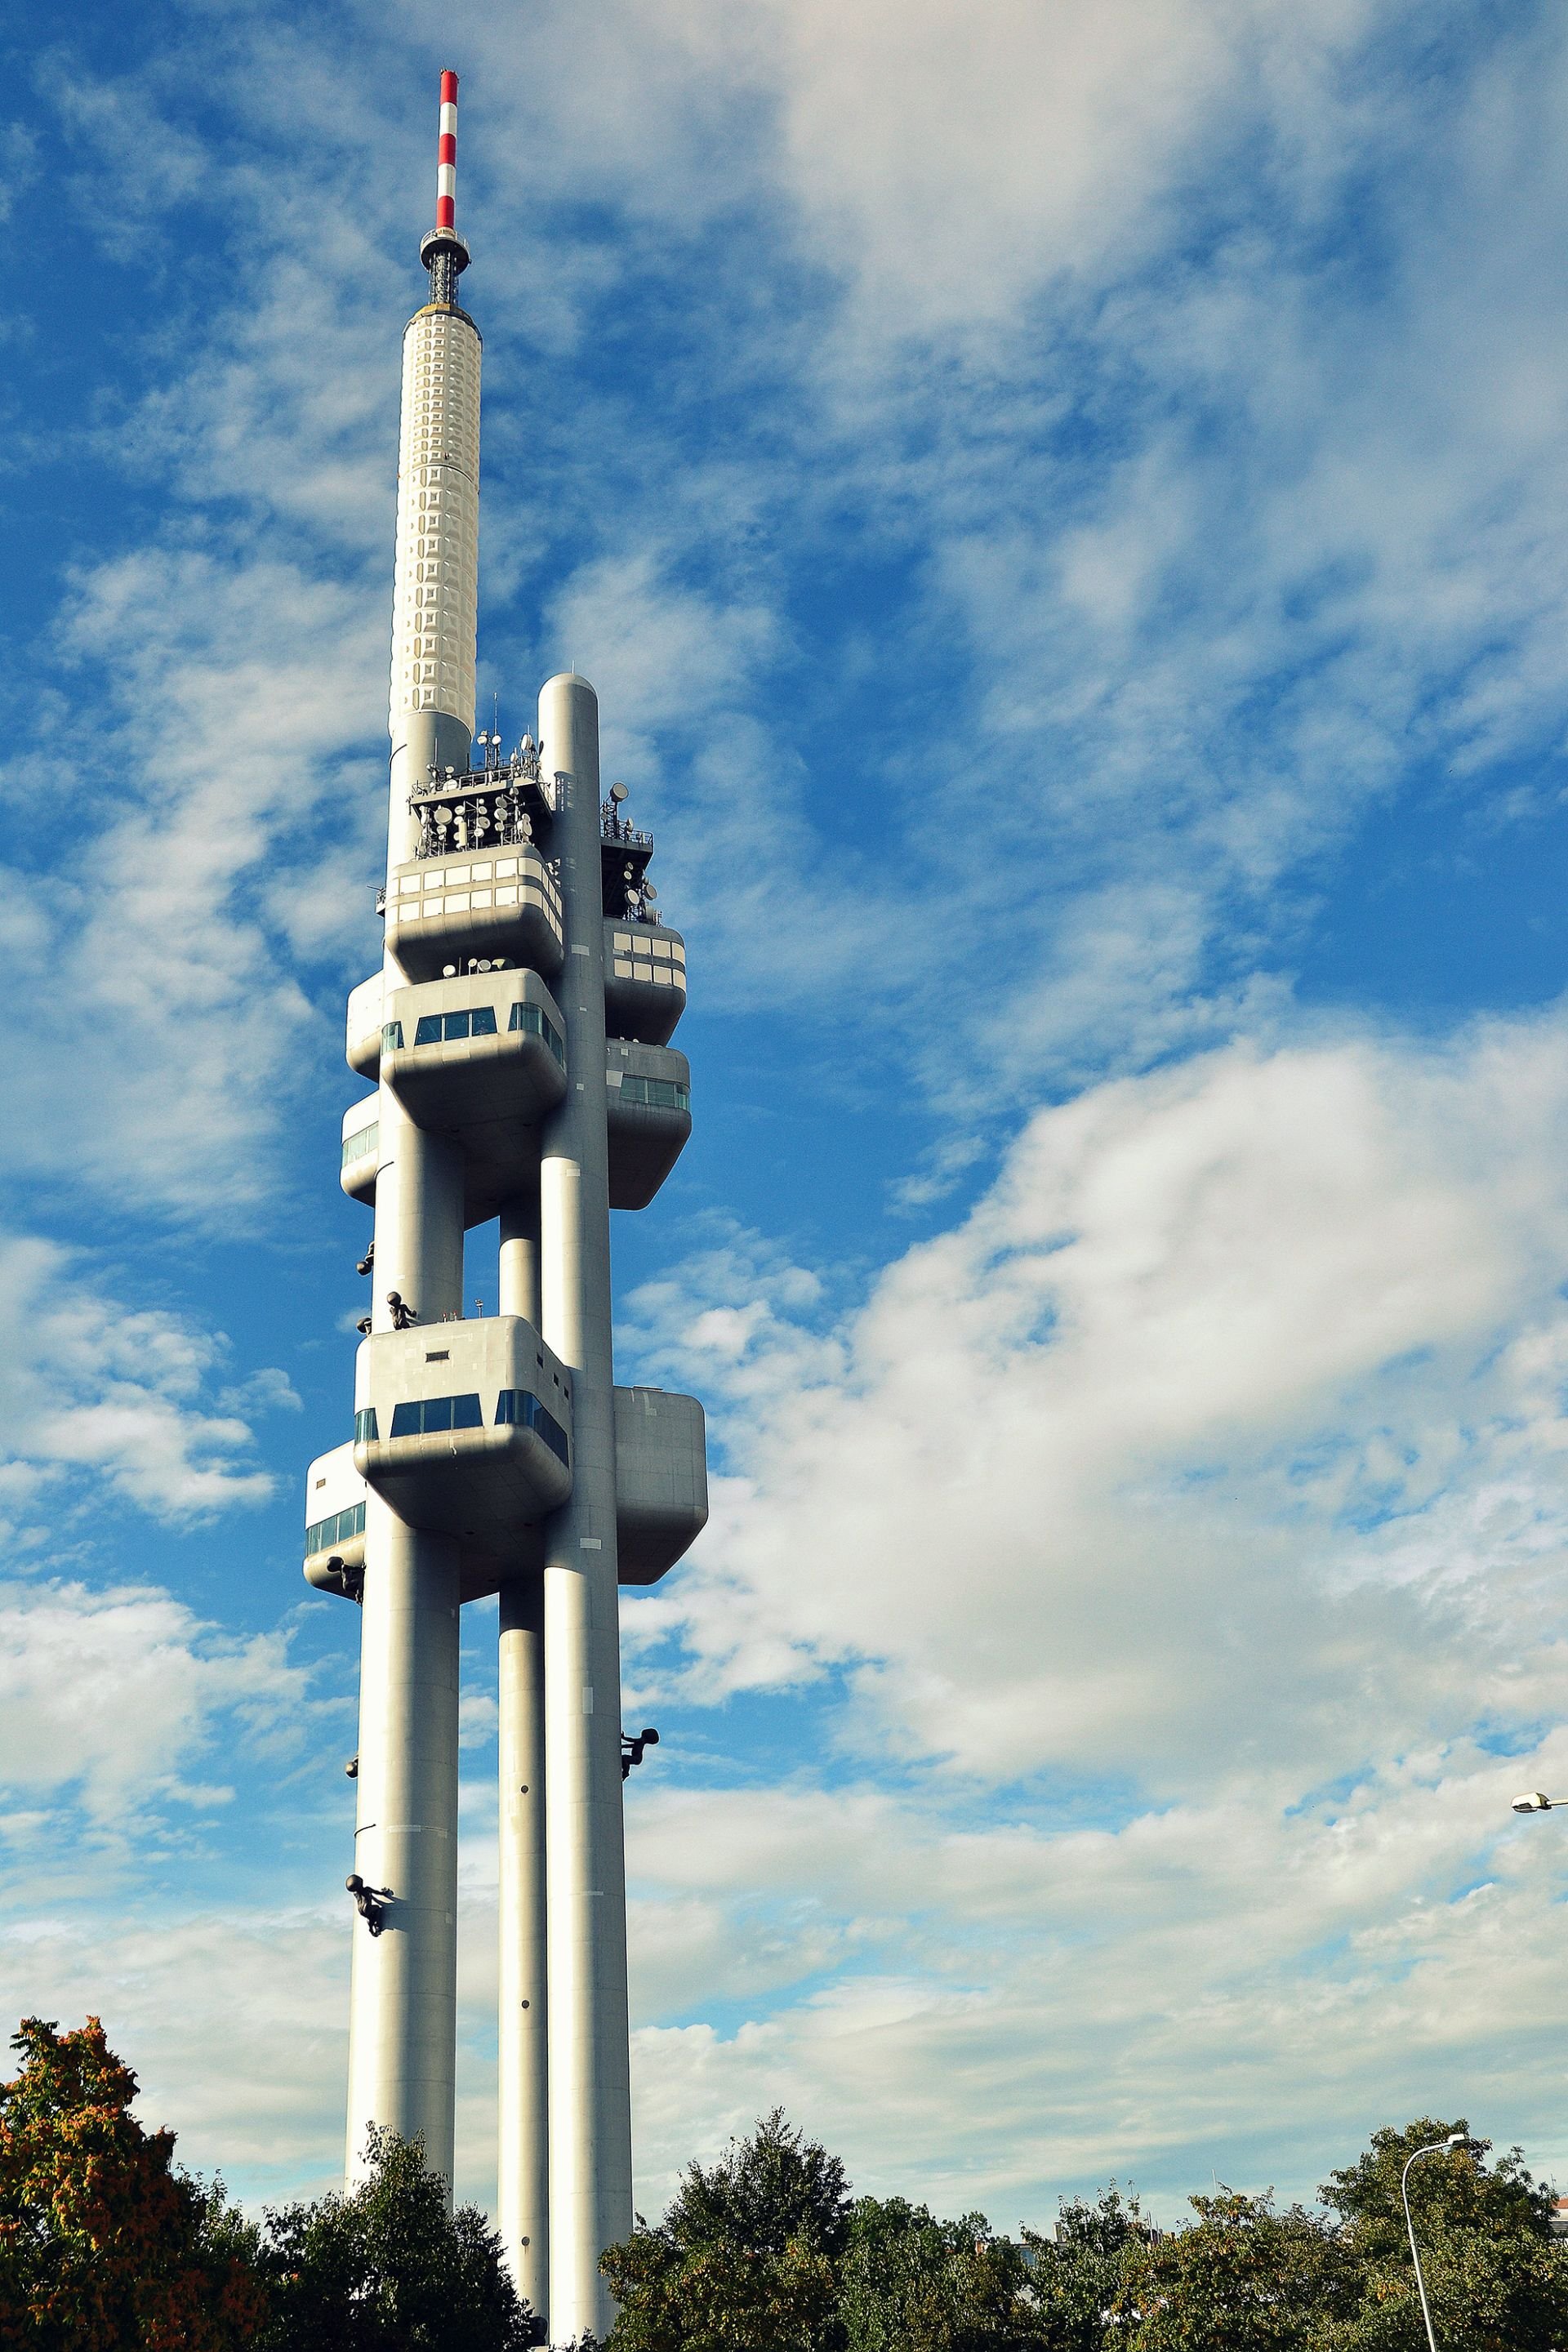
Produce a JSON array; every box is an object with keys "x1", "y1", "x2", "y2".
[
  {"x1": 371, "y1": 1089, "x2": 464, "y2": 1334},
  {"x1": 345, "y1": 1065, "x2": 466, "y2": 2187},
  {"x1": 345, "y1": 1499, "x2": 461, "y2": 2185},
  {"x1": 498, "y1": 1573, "x2": 549, "y2": 2320},
  {"x1": 535, "y1": 674, "x2": 633, "y2": 2345},
  {"x1": 499, "y1": 1189, "x2": 542, "y2": 1325}
]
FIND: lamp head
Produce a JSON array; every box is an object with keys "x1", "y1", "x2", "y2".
[{"x1": 1513, "y1": 1791, "x2": 1554, "y2": 1813}]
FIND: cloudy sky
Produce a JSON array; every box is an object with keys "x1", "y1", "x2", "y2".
[{"x1": 5, "y1": 0, "x2": 1568, "y2": 2233}]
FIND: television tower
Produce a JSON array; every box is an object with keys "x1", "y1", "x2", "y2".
[{"x1": 302, "y1": 72, "x2": 707, "y2": 2345}]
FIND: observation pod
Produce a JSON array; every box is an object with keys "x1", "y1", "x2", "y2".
[{"x1": 301, "y1": 74, "x2": 708, "y2": 2352}]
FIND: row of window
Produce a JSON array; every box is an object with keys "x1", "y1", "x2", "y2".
[
  {"x1": 611, "y1": 931, "x2": 684, "y2": 964},
  {"x1": 412, "y1": 1007, "x2": 495, "y2": 1043},
  {"x1": 381, "y1": 1001, "x2": 566, "y2": 1064},
  {"x1": 396, "y1": 857, "x2": 557, "y2": 895},
  {"x1": 495, "y1": 1390, "x2": 572, "y2": 1464},
  {"x1": 610, "y1": 958, "x2": 684, "y2": 988},
  {"x1": 342, "y1": 1045, "x2": 678, "y2": 1169},
  {"x1": 305, "y1": 1500, "x2": 366, "y2": 1556},
  {"x1": 389, "y1": 1392, "x2": 481, "y2": 1434},
  {"x1": 372, "y1": 1390, "x2": 570, "y2": 1464},
  {"x1": 617, "y1": 1075, "x2": 690, "y2": 1112}
]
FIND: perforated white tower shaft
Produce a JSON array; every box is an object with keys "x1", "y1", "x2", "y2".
[{"x1": 390, "y1": 307, "x2": 480, "y2": 743}]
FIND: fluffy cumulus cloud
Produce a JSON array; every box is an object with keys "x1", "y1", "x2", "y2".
[
  {"x1": 0, "y1": 1578, "x2": 310, "y2": 1823},
  {"x1": 607, "y1": 1015, "x2": 1568, "y2": 2207},
  {"x1": 0, "y1": 1233, "x2": 290, "y2": 1527},
  {"x1": 631, "y1": 1014, "x2": 1568, "y2": 1782}
]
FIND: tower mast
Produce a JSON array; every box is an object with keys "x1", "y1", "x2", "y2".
[{"x1": 304, "y1": 69, "x2": 708, "y2": 2346}]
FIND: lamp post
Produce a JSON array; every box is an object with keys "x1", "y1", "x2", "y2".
[
  {"x1": 1512, "y1": 1792, "x2": 1564, "y2": 1813},
  {"x1": 1401, "y1": 2134, "x2": 1465, "y2": 2352}
]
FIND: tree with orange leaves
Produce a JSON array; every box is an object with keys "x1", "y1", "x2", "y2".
[{"x1": 0, "y1": 2014, "x2": 266, "y2": 2350}]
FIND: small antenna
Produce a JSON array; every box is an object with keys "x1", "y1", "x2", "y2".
[{"x1": 437, "y1": 71, "x2": 458, "y2": 232}]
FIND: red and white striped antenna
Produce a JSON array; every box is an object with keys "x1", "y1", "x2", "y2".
[
  {"x1": 419, "y1": 69, "x2": 470, "y2": 298},
  {"x1": 436, "y1": 69, "x2": 458, "y2": 232}
]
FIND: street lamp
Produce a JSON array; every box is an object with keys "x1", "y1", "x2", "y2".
[
  {"x1": 1513, "y1": 1792, "x2": 1562, "y2": 1813},
  {"x1": 1401, "y1": 2134, "x2": 1465, "y2": 2352}
]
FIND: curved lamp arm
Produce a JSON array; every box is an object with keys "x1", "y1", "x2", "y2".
[{"x1": 1401, "y1": 2135, "x2": 1465, "y2": 2352}]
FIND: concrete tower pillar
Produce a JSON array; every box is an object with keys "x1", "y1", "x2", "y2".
[
  {"x1": 538, "y1": 673, "x2": 634, "y2": 2343},
  {"x1": 497, "y1": 1180, "x2": 550, "y2": 2308},
  {"x1": 345, "y1": 1503, "x2": 461, "y2": 2182},
  {"x1": 497, "y1": 1570, "x2": 550, "y2": 2316}
]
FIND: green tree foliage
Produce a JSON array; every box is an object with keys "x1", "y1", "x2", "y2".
[
  {"x1": 840, "y1": 2196, "x2": 1049, "y2": 2351},
  {"x1": 600, "y1": 2109, "x2": 849, "y2": 2351},
  {"x1": 0, "y1": 2013, "x2": 266, "y2": 2352},
  {"x1": 1020, "y1": 2185, "x2": 1156, "y2": 2352},
  {"x1": 599, "y1": 2108, "x2": 844, "y2": 2352},
  {"x1": 1112, "y1": 2189, "x2": 1349, "y2": 2350},
  {"x1": 258, "y1": 2123, "x2": 540, "y2": 2352},
  {"x1": 1313, "y1": 2118, "x2": 1568, "y2": 2352},
  {"x1": 603, "y1": 2115, "x2": 1568, "y2": 2352}
]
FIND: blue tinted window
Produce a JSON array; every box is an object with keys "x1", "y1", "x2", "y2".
[
  {"x1": 341, "y1": 1123, "x2": 377, "y2": 1167},
  {"x1": 508, "y1": 1000, "x2": 565, "y2": 1064},
  {"x1": 495, "y1": 1390, "x2": 570, "y2": 1466},
  {"x1": 470, "y1": 1006, "x2": 497, "y2": 1036},
  {"x1": 617, "y1": 1074, "x2": 690, "y2": 1112},
  {"x1": 354, "y1": 1408, "x2": 378, "y2": 1444},
  {"x1": 388, "y1": 1394, "x2": 483, "y2": 1438},
  {"x1": 381, "y1": 1021, "x2": 404, "y2": 1051},
  {"x1": 413, "y1": 1015, "x2": 442, "y2": 1045},
  {"x1": 305, "y1": 1499, "x2": 367, "y2": 1554}
]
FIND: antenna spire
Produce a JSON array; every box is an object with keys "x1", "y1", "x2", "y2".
[
  {"x1": 436, "y1": 69, "x2": 458, "y2": 231},
  {"x1": 419, "y1": 69, "x2": 470, "y2": 305}
]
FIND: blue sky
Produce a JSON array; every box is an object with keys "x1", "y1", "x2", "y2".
[{"x1": 5, "y1": 0, "x2": 1568, "y2": 2233}]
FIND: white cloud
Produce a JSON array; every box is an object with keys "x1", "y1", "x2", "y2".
[
  {"x1": 0, "y1": 1233, "x2": 281, "y2": 1521},
  {"x1": 0, "y1": 1577, "x2": 312, "y2": 1823},
  {"x1": 628, "y1": 1014, "x2": 1568, "y2": 1786}
]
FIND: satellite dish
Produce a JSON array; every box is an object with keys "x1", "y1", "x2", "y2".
[
  {"x1": 643, "y1": 883, "x2": 657, "y2": 901},
  {"x1": 610, "y1": 782, "x2": 628, "y2": 803},
  {"x1": 477, "y1": 959, "x2": 492, "y2": 973},
  {"x1": 442, "y1": 964, "x2": 457, "y2": 978}
]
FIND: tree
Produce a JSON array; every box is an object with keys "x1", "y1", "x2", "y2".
[
  {"x1": 840, "y1": 2197, "x2": 1051, "y2": 2351},
  {"x1": 259, "y1": 2123, "x2": 539, "y2": 2351},
  {"x1": 1112, "y1": 2188, "x2": 1348, "y2": 2351},
  {"x1": 601, "y1": 2110, "x2": 849, "y2": 2352},
  {"x1": 1020, "y1": 2184, "x2": 1153, "y2": 2352},
  {"x1": 0, "y1": 2012, "x2": 266, "y2": 2352},
  {"x1": 1315, "y1": 2118, "x2": 1568, "y2": 2352}
]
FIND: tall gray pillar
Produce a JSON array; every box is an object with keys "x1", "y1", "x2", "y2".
[{"x1": 537, "y1": 673, "x2": 634, "y2": 2344}]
